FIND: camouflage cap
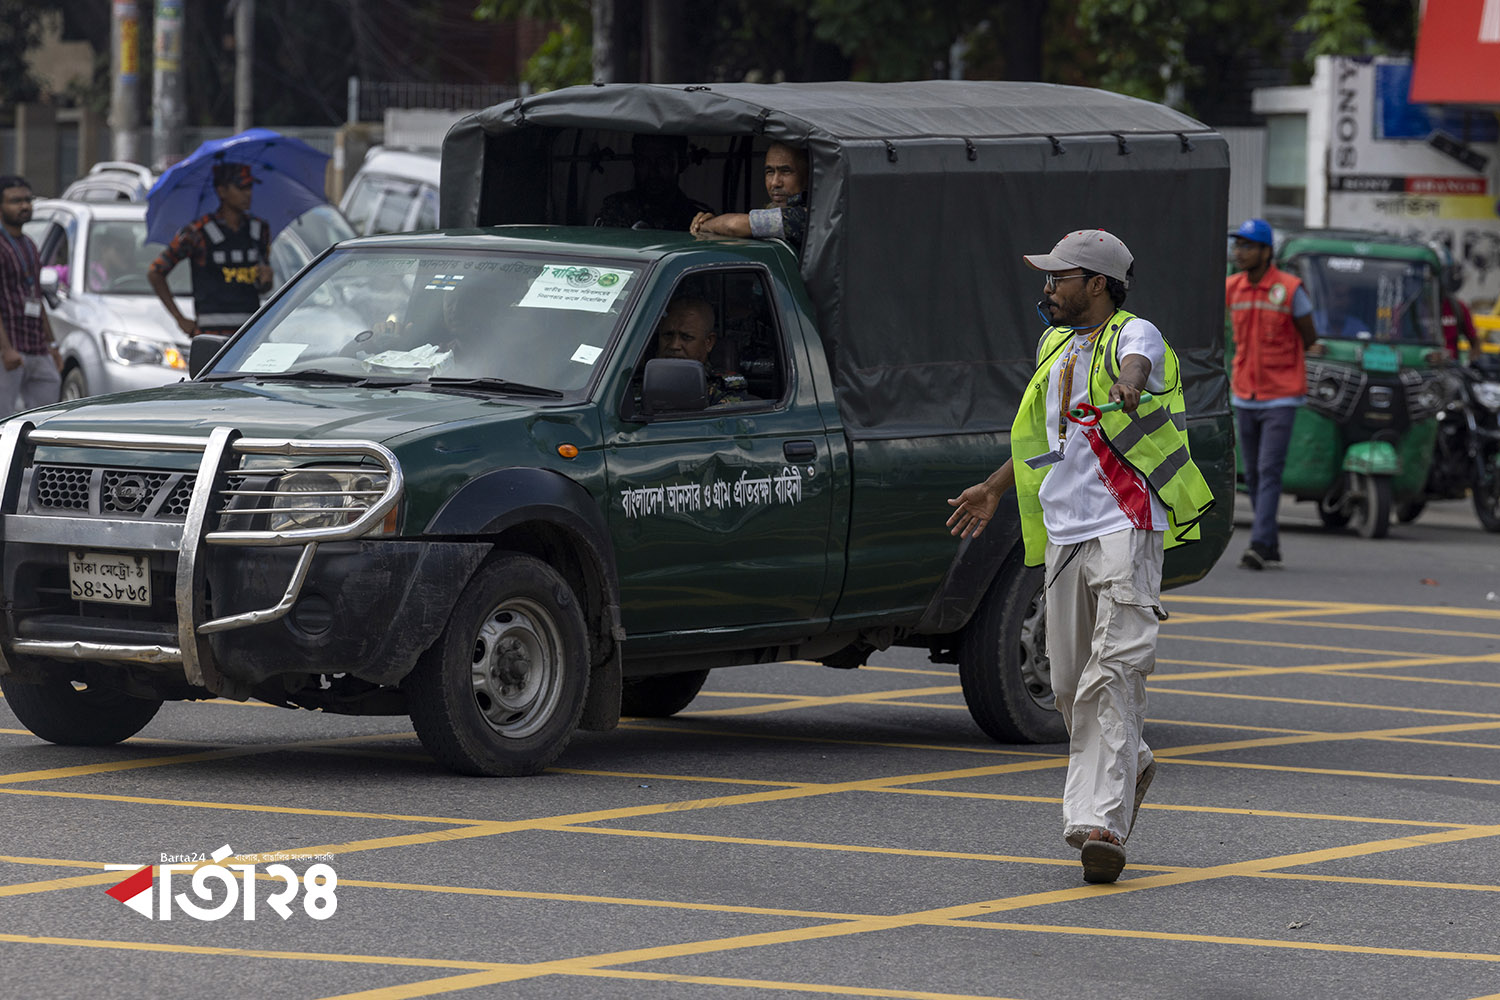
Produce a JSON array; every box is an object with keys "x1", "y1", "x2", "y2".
[{"x1": 212, "y1": 162, "x2": 258, "y2": 189}]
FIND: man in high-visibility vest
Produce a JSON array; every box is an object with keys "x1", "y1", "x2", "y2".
[
  {"x1": 1225, "y1": 218, "x2": 1318, "y2": 569},
  {"x1": 947, "y1": 229, "x2": 1214, "y2": 884}
]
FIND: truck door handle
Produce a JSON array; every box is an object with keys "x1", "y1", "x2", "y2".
[{"x1": 783, "y1": 440, "x2": 817, "y2": 461}]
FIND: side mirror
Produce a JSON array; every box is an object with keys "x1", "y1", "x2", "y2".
[
  {"x1": 188, "y1": 334, "x2": 228, "y2": 378},
  {"x1": 641, "y1": 358, "x2": 708, "y2": 417},
  {"x1": 38, "y1": 266, "x2": 59, "y2": 306}
]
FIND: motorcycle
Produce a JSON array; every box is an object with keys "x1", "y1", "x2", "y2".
[{"x1": 1398, "y1": 354, "x2": 1500, "y2": 531}]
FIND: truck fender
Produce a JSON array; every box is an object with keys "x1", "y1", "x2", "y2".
[
  {"x1": 425, "y1": 467, "x2": 623, "y2": 731},
  {"x1": 1342, "y1": 440, "x2": 1400, "y2": 476},
  {"x1": 911, "y1": 493, "x2": 1024, "y2": 636}
]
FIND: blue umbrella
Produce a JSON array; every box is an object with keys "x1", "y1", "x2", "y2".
[{"x1": 145, "y1": 128, "x2": 331, "y2": 245}]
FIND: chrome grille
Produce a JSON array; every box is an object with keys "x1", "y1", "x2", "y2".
[
  {"x1": 34, "y1": 466, "x2": 90, "y2": 511},
  {"x1": 30, "y1": 466, "x2": 245, "y2": 521},
  {"x1": 162, "y1": 476, "x2": 196, "y2": 517},
  {"x1": 100, "y1": 470, "x2": 170, "y2": 514}
]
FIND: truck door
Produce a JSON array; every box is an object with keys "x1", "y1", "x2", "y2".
[{"x1": 603, "y1": 265, "x2": 835, "y2": 635}]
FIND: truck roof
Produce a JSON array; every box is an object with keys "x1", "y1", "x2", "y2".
[{"x1": 346, "y1": 224, "x2": 777, "y2": 264}]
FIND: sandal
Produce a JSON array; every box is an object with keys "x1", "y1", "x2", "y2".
[{"x1": 1081, "y1": 830, "x2": 1126, "y2": 884}]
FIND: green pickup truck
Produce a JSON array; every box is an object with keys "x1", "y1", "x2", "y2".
[{"x1": 0, "y1": 82, "x2": 1234, "y2": 775}]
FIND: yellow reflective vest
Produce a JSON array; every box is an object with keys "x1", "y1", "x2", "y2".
[{"x1": 1011, "y1": 309, "x2": 1216, "y2": 567}]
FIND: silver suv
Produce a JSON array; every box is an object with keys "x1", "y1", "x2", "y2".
[{"x1": 27, "y1": 199, "x2": 355, "y2": 400}]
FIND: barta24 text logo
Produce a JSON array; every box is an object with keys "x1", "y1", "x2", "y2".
[{"x1": 105, "y1": 844, "x2": 338, "y2": 920}]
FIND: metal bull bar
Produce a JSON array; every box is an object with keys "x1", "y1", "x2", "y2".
[{"x1": 0, "y1": 421, "x2": 403, "y2": 690}]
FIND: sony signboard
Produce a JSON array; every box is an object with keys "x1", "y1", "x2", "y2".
[{"x1": 1326, "y1": 55, "x2": 1500, "y2": 302}]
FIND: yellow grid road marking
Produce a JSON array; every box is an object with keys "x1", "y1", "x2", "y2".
[
  {"x1": 685, "y1": 685, "x2": 963, "y2": 717},
  {"x1": 1155, "y1": 652, "x2": 1500, "y2": 683},
  {"x1": 1147, "y1": 686, "x2": 1500, "y2": 720}
]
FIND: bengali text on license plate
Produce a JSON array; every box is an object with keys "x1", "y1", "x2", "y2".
[{"x1": 69, "y1": 551, "x2": 151, "y2": 606}]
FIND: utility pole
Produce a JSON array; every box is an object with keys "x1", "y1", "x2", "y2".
[
  {"x1": 233, "y1": 0, "x2": 255, "y2": 132},
  {"x1": 151, "y1": 0, "x2": 185, "y2": 169},
  {"x1": 110, "y1": 0, "x2": 142, "y2": 162}
]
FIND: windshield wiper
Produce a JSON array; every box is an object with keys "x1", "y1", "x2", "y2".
[
  {"x1": 426, "y1": 377, "x2": 566, "y2": 398},
  {"x1": 201, "y1": 368, "x2": 365, "y2": 384},
  {"x1": 201, "y1": 369, "x2": 421, "y2": 387}
]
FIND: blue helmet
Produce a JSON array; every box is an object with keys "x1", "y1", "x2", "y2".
[{"x1": 1231, "y1": 218, "x2": 1274, "y2": 246}]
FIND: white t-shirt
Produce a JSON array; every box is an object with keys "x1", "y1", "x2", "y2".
[{"x1": 1035, "y1": 317, "x2": 1169, "y2": 545}]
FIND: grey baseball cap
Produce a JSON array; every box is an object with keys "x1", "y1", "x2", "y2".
[{"x1": 1023, "y1": 229, "x2": 1133, "y2": 286}]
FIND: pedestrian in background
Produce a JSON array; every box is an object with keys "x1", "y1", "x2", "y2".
[
  {"x1": 947, "y1": 229, "x2": 1215, "y2": 884},
  {"x1": 1226, "y1": 218, "x2": 1318, "y2": 570},
  {"x1": 0, "y1": 175, "x2": 61, "y2": 418},
  {"x1": 147, "y1": 162, "x2": 273, "y2": 338}
]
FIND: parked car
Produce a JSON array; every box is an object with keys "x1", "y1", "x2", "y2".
[
  {"x1": 338, "y1": 146, "x2": 440, "y2": 235},
  {"x1": 59, "y1": 161, "x2": 156, "y2": 203},
  {"x1": 25, "y1": 199, "x2": 355, "y2": 400}
]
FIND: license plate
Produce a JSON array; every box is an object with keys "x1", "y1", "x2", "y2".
[{"x1": 68, "y1": 551, "x2": 151, "y2": 606}]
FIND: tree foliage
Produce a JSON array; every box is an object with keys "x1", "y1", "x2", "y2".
[{"x1": 0, "y1": 0, "x2": 57, "y2": 115}]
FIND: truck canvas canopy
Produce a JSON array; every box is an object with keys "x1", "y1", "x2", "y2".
[{"x1": 442, "y1": 80, "x2": 1230, "y2": 439}]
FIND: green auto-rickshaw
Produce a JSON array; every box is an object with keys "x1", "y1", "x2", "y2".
[{"x1": 1272, "y1": 231, "x2": 1450, "y2": 538}]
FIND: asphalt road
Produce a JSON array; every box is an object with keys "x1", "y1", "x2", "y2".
[{"x1": 2, "y1": 493, "x2": 1499, "y2": 1000}]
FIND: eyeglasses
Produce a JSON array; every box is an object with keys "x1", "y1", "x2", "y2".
[{"x1": 1043, "y1": 272, "x2": 1091, "y2": 292}]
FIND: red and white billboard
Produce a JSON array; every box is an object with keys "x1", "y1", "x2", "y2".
[{"x1": 1410, "y1": 0, "x2": 1500, "y2": 104}]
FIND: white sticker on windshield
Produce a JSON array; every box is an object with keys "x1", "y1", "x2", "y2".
[
  {"x1": 518, "y1": 265, "x2": 631, "y2": 313},
  {"x1": 571, "y1": 344, "x2": 603, "y2": 365},
  {"x1": 238, "y1": 343, "x2": 308, "y2": 372},
  {"x1": 1328, "y1": 257, "x2": 1365, "y2": 273}
]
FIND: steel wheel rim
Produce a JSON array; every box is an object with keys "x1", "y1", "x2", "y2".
[
  {"x1": 469, "y1": 596, "x2": 564, "y2": 739},
  {"x1": 1018, "y1": 585, "x2": 1055, "y2": 712}
]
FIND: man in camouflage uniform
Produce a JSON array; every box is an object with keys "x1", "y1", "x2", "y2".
[
  {"x1": 690, "y1": 142, "x2": 809, "y2": 254},
  {"x1": 596, "y1": 135, "x2": 709, "y2": 232},
  {"x1": 655, "y1": 297, "x2": 752, "y2": 406}
]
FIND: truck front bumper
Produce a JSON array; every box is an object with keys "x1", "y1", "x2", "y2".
[{"x1": 0, "y1": 420, "x2": 483, "y2": 696}]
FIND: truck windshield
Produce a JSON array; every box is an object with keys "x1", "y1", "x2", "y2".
[
  {"x1": 1291, "y1": 253, "x2": 1440, "y2": 344},
  {"x1": 206, "y1": 249, "x2": 640, "y2": 392}
]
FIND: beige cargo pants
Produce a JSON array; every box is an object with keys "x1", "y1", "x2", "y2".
[{"x1": 1044, "y1": 527, "x2": 1162, "y2": 847}]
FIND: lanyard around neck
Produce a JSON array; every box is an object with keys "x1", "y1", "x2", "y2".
[{"x1": 1056, "y1": 320, "x2": 1106, "y2": 446}]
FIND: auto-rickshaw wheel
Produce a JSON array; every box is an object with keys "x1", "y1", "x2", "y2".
[
  {"x1": 1317, "y1": 493, "x2": 1352, "y2": 529},
  {"x1": 1348, "y1": 472, "x2": 1392, "y2": 539},
  {"x1": 1397, "y1": 499, "x2": 1426, "y2": 523}
]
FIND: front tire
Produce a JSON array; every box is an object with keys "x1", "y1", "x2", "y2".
[
  {"x1": 406, "y1": 554, "x2": 590, "y2": 776},
  {"x1": 1349, "y1": 472, "x2": 1392, "y2": 539},
  {"x1": 60, "y1": 367, "x2": 88, "y2": 401},
  {"x1": 957, "y1": 560, "x2": 1065, "y2": 744},
  {"x1": 621, "y1": 670, "x2": 709, "y2": 718},
  {"x1": 1473, "y1": 446, "x2": 1500, "y2": 532},
  {"x1": 0, "y1": 674, "x2": 162, "y2": 745}
]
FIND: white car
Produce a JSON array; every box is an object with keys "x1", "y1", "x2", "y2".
[
  {"x1": 338, "y1": 147, "x2": 440, "y2": 235},
  {"x1": 26, "y1": 200, "x2": 355, "y2": 400}
]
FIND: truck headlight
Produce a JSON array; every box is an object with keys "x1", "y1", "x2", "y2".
[
  {"x1": 103, "y1": 330, "x2": 186, "y2": 369},
  {"x1": 1474, "y1": 382, "x2": 1500, "y2": 412},
  {"x1": 268, "y1": 469, "x2": 393, "y2": 532}
]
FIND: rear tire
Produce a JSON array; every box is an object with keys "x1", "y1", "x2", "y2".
[
  {"x1": 1473, "y1": 445, "x2": 1500, "y2": 532},
  {"x1": 957, "y1": 559, "x2": 1065, "y2": 744},
  {"x1": 621, "y1": 670, "x2": 709, "y2": 718},
  {"x1": 0, "y1": 674, "x2": 162, "y2": 745},
  {"x1": 406, "y1": 553, "x2": 590, "y2": 776}
]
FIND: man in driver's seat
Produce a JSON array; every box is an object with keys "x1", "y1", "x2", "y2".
[{"x1": 655, "y1": 298, "x2": 752, "y2": 406}]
